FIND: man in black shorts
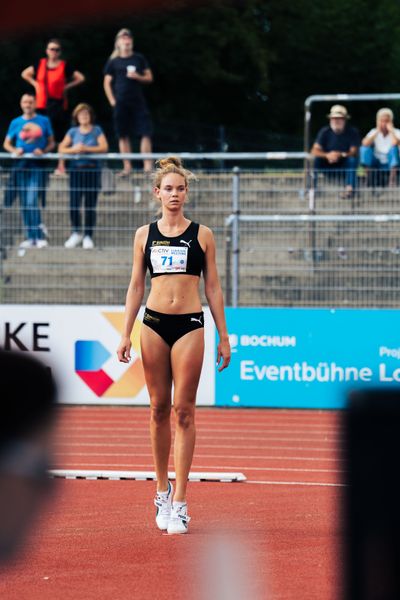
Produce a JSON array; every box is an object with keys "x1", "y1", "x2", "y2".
[{"x1": 103, "y1": 28, "x2": 154, "y2": 175}]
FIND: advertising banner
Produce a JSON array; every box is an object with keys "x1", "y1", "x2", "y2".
[
  {"x1": 0, "y1": 306, "x2": 215, "y2": 406},
  {"x1": 216, "y1": 308, "x2": 400, "y2": 409}
]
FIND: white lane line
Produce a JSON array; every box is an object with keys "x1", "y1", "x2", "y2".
[
  {"x1": 53, "y1": 441, "x2": 339, "y2": 452},
  {"x1": 52, "y1": 461, "x2": 344, "y2": 474},
  {"x1": 245, "y1": 480, "x2": 346, "y2": 487},
  {"x1": 53, "y1": 451, "x2": 344, "y2": 462}
]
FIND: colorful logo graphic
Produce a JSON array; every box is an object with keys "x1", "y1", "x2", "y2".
[
  {"x1": 75, "y1": 312, "x2": 145, "y2": 398},
  {"x1": 19, "y1": 122, "x2": 44, "y2": 144}
]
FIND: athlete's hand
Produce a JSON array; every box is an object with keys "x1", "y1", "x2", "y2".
[
  {"x1": 217, "y1": 337, "x2": 231, "y2": 372},
  {"x1": 117, "y1": 336, "x2": 132, "y2": 363}
]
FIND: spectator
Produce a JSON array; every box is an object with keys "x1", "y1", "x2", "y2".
[
  {"x1": 3, "y1": 94, "x2": 55, "y2": 249},
  {"x1": 311, "y1": 104, "x2": 360, "y2": 199},
  {"x1": 59, "y1": 103, "x2": 108, "y2": 250},
  {"x1": 0, "y1": 349, "x2": 56, "y2": 564},
  {"x1": 21, "y1": 38, "x2": 85, "y2": 176},
  {"x1": 360, "y1": 108, "x2": 400, "y2": 188},
  {"x1": 103, "y1": 28, "x2": 153, "y2": 175}
]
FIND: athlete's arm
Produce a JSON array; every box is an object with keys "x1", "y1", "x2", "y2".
[
  {"x1": 201, "y1": 226, "x2": 231, "y2": 372},
  {"x1": 117, "y1": 226, "x2": 148, "y2": 363}
]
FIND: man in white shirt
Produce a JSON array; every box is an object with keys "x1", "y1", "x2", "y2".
[{"x1": 361, "y1": 108, "x2": 400, "y2": 187}]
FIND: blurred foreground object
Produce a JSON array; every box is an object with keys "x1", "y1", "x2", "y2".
[
  {"x1": 345, "y1": 389, "x2": 400, "y2": 600},
  {"x1": 0, "y1": 0, "x2": 206, "y2": 35},
  {"x1": 0, "y1": 349, "x2": 57, "y2": 563}
]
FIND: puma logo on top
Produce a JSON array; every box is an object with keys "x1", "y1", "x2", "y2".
[
  {"x1": 190, "y1": 316, "x2": 203, "y2": 325},
  {"x1": 180, "y1": 239, "x2": 192, "y2": 248}
]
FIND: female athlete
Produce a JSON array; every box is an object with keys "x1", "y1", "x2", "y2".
[{"x1": 117, "y1": 156, "x2": 230, "y2": 534}]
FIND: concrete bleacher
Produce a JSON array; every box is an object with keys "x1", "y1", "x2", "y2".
[{"x1": 1, "y1": 170, "x2": 400, "y2": 307}]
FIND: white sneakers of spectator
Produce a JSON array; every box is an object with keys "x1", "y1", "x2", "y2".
[
  {"x1": 64, "y1": 233, "x2": 94, "y2": 249},
  {"x1": 19, "y1": 239, "x2": 48, "y2": 249},
  {"x1": 19, "y1": 233, "x2": 95, "y2": 250},
  {"x1": 64, "y1": 233, "x2": 83, "y2": 248},
  {"x1": 82, "y1": 236, "x2": 94, "y2": 250}
]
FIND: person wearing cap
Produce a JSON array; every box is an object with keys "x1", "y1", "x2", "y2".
[
  {"x1": 103, "y1": 28, "x2": 153, "y2": 175},
  {"x1": 311, "y1": 104, "x2": 360, "y2": 198},
  {"x1": 360, "y1": 108, "x2": 400, "y2": 187}
]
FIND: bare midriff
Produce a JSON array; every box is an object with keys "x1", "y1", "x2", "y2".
[{"x1": 147, "y1": 274, "x2": 202, "y2": 314}]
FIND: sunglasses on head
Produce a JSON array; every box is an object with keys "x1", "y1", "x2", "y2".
[{"x1": 48, "y1": 47, "x2": 61, "y2": 52}]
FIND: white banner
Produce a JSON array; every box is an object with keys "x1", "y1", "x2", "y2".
[{"x1": 0, "y1": 305, "x2": 215, "y2": 406}]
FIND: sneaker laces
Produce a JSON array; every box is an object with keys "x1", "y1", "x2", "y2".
[
  {"x1": 171, "y1": 505, "x2": 191, "y2": 524},
  {"x1": 154, "y1": 492, "x2": 171, "y2": 515}
]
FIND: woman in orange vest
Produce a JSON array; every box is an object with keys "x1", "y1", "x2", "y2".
[{"x1": 21, "y1": 38, "x2": 85, "y2": 175}]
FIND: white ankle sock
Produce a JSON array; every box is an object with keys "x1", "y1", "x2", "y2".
[{"x1": 173, "y1": 501, "x2": 186, "y2": 510}]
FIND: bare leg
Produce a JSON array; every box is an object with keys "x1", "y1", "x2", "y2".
[
  {"x1": 141, "y1": 325, "x2": 172, "y2": 492},
  {"x1": 389, "y1": 167, "x2": 397, "y2": 187},
  {"x1": 140, "y1": 136, "x2": 153, "y2": 173},
  {"x1": 55, "y1": 159, "x2": 66, "y2": 174},
  {"x1": 171, "y1": 329, "x2": 204, "y2": 502},
  {"x1": 118, "y1": 137, "x2": 132, "y2": 174}
]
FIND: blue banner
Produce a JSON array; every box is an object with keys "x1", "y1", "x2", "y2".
[{"x1": 216, "y1": 308, "x2": 400, "y2": 408}]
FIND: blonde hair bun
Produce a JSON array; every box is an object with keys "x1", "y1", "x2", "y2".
[
  {"x1": 153, "y1": 155, "x2": 197, "y2": 189},
  {"x1": 156, "y1": 156, "x2": 183, "y2": 169}
]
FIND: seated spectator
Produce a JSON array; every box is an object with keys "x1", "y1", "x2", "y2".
[
  {"x1": 21, "y1": 38, "x2": 85, "y2": 176},
  {"x1": 311, "y1": 104, "x2": 360, "y2": 199},
  {"x1": 3, "y1": 94, "x2": 55, "y2": 249},
  {"x1": 58, "y1": 103, "x2": 108, "y2": 250},
  {"x1": 360, "y1": 108, "x2": 400, "y2": 187}
]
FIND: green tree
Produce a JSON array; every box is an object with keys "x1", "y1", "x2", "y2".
[
  {"x1": 1, "y1": 0, "x2": 400, "y2": 151},
  {"x1": 265, "y1": 0, "x2": 400, "y2": 140},
  {"x1": 0, "y1": 1, "x2": 270, "y2": 150}
]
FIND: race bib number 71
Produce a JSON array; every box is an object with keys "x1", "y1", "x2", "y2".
[{"x1": 151, "y1": 246, "x2": 188, "y2": 273}]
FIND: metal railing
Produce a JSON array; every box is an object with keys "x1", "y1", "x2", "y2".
[
  {"x1": 225, "y1": 213, "x2": 400, "y2": 308},
  {"x1": 1, "y1": 154, "x2": 400, "y2": 308}
]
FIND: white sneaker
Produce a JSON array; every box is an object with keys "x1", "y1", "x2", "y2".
[
  {"x1": 82, "y1": 235, "x2": 94, "y2": 250},
  {"x1": 167, "y1": 502, "x2": 191, "y2": 535},
  {"x1": 36, "y1": 239, "x2": 48, "y2": 249},
  {"x1": 64, "y1": 233, "x2": 83, "y2": 248},
  {"x1": 154, "y1": 481, "x2": 173, "y2": 531},
  {"x1": 19, "y1": 239, "x2": 35, "y2": 249}
]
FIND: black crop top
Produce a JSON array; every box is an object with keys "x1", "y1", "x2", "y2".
[{"x1": 145, "y1": 221, "x2": 205, "y2": 278}]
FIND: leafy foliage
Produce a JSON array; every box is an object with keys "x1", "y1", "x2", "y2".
[{"x1": 1, "y1": 0, "x2": 399, "y2": 150}]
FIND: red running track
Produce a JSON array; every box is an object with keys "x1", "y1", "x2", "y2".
[{"x1": 0, "y1": 407, "x2": 344, "y2": 600}]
